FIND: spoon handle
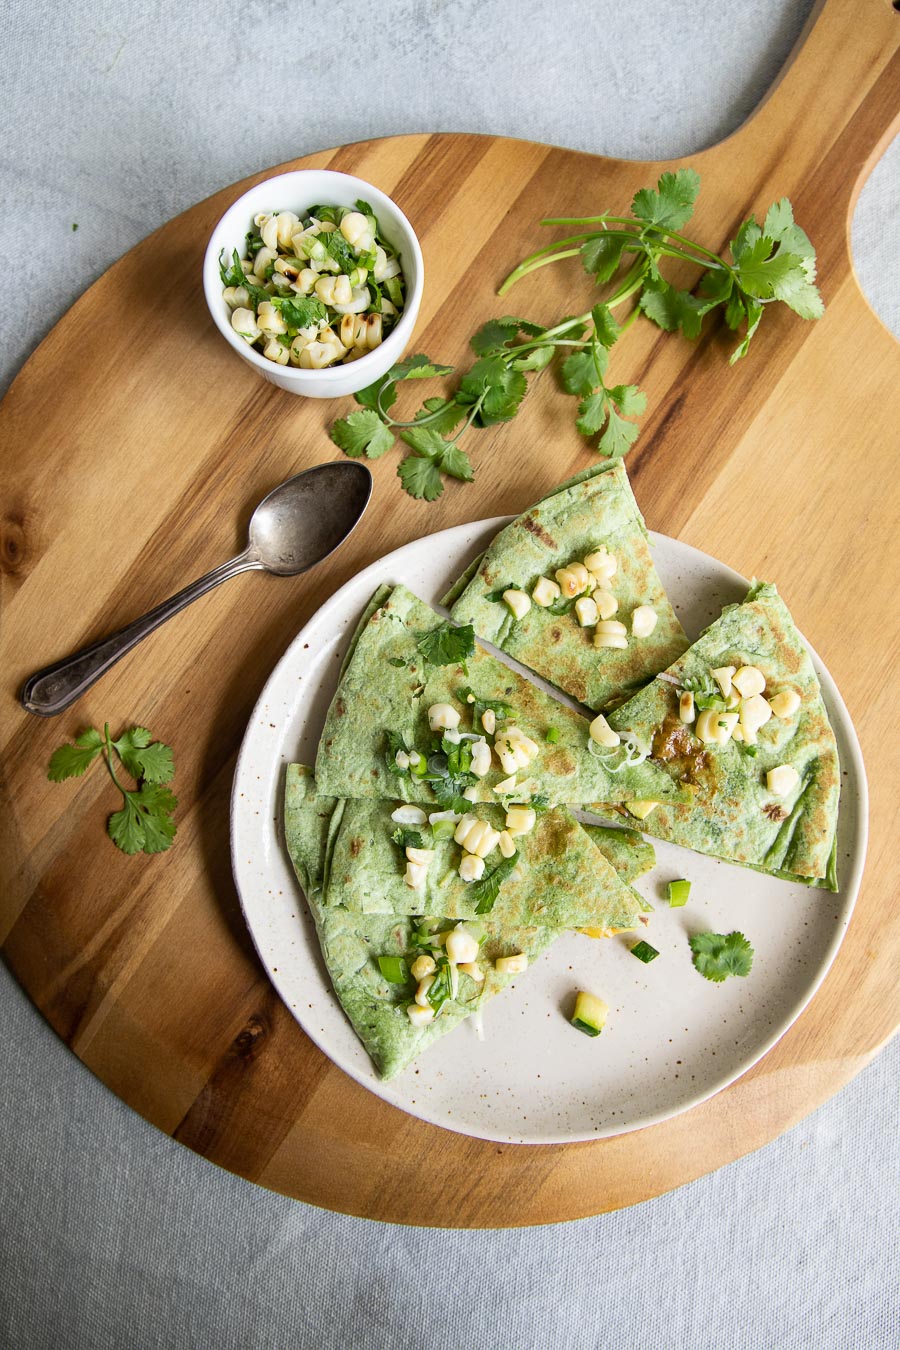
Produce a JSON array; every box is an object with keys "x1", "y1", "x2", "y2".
[{"x1": 20, "y1": 549, "x2": 261, "y2": 717}]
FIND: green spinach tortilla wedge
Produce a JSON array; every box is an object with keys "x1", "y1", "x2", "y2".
[
  {"x1": 315, "y1": 583, "x2": 691, "y2": 810},
  {"x1": 443, "y1": 462, "x2": 689, "y2": 710},
  {"x1": 284, "y1": 766, "x2": 558, "y2": 1079},
  {"x1": 591, "y1": 582, "x2": 840, "y2": 888},
  {"x1": 323, "y1": 796, "x2": 645, "y2": 931}
]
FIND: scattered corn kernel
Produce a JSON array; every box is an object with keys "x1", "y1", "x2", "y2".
[
  {"x1": 458, "y1": 961, "x2": 484, "y2": 983},
  {"x1": 392, "y1": 805, "x2": 427, "y2": 825},
  {"x1": 458, "y1": 853, "x2": 486, "y2": 883},
  {"x1": 575, "y1": 596, "x2": 599, "y2": 627},
  {"x1": 767, "y1": 764, "x2": 800, "y2": 796},
  {"x1": 481, "y1": 709, "x2": 496, "y2": 735},
  {"x1": 592, "y1": 588, "x2": 618, "y2": 620},
  {"x1": 679, "y1": 691, "x2": 696, "y2": 723},
  {"x1": 470, "y1": 739, "x2": 492, "y2": 777},
  {"x1": 494, "y1": 953, "x2": 528, "y2": 975},
  {"x1": 503, "y1": 589, "x2": 531, "y2": 620},
  {"x1": 498, "y1": 830, "x2": 517, "y2": 858},
  {"x1": 428, "y1": 702, "x2": 461, "y2": 731},
  {"x1": 505, "y1": 806, "x2": 536, "y2": 835},
  {"x1": 406, "y1": 1003, "x2": 435, "y2": 1027},
  {"x1": 532, "y1": 576, "x2": 561, "y2": 607},
  {"x1": 631, "y1": 605, "x2": 658, "y2": 638},
  {"x1": 584, "y1": 548, "x2": 617, "y2": 582},
  {"x1": 404, "y1": 860, "x2": 428, "y2": 889},
  {"x1": 739, "y1": 692, "x2": 773, "y2": 743},
  {"x1": 732, "y1": 665, "x2": 767, "y2": 698},
  {"x1": 711, "y1": 666, "x2": 737, "y2": 699},
  {"x1": 589, "y1": 713, "x2": 620, "y2": 748},
  {"x1": 768, "y1": 689, "x2": 801, "y2": 719},
  {"x1": 445, "y1": 927, "x2": 480, "y2": 964},
  {"x1": 494, "y1": 774, "x2": 518, "y2": 795},
  {"x1": 555, "y1": 563, "x2": 591, "y2": 597},
  {"x1": 410, "y1": 954, "x2": 436, "y2": 981},
  {"x1": 405, "y1": 846, "x2": 434, "y2": 867}
]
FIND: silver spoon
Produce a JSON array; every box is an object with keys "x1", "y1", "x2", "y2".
[{"x1": 20, "y1": 460, "x2": 372, "y2": 717}]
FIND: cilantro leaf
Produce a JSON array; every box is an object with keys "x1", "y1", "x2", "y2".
[
  {"x1": 391, "y1": 826, "x2": 427, "y2": 850},
  {"x1": 355, "y1": 373, "x2": 399, "y2": 415},
  {"x1": 631, "y1": 168, "x2": 700, "y2": 232},
  {"x1": 561, "y1": 350, "x2": 600, "y2": 397},
  {"x1": 331, "y1": 410, "x2": 395, "y2": 459},
  {"x1": 398, "y1": 454, "x2": 444, "y2": 500},
  {"x1": 400, "y1": 425, "x2": 446, "y2": 458},
  {"x1": 591, "y1": 303, "x2": 620, "y2": 348},
  {"x1": 48, "y1": 727, "x2": 104, "y2": 781},
  {"x1": 598, "y1": 408, "x2": 640, "y2": 459},
  {"x1": 390, "y1": 354, "x2": 455, "y2": 382},
  {"x1": 689, "y1": 930, "x2": 754, "y2": 982},
  {"x1": 107, "y1": 796, "x2": 146, "y2": 855},
  {"x1": 608, "y1": 384, "x2": 646, "y2": 417},
  {"x1": 457, "y1": 357, "x2": 527, "y2": 424},
  {"x1": 471, "y1": 851, "x2": 520, "y2": 914},
  {"x1": 416, "y1": 621, "x2": 475, "y2": 667},
  {"x1": 274, "y1": 295, "x2": 328, "y2": 330},
  {"x1": 438, "y1": 443, "x2": 474, "y2": 482},
  {"x1": 131, "y1": 783, "x2": 178, "y2": 854},
  {"x1": 112, "y1": 727, "x2": 174, "y2": 784},
  {"x1": 575, "y1": 391, "x2": 609, "y2": 437},
  {"x1": 581, "y1": 232, "x2": 628, "y2": 283},
  {"x1": 414, "y1": 397, "x2": 465, "y2": 437}
]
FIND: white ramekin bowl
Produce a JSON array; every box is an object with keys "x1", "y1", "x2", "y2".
[{"x1": 203, "y1": 169, "x2": 424, "y2": 398}]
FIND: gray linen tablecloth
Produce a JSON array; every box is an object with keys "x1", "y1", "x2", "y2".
[{"x1": 1, "y1": 1, "x2": 897, "y2": 1346}]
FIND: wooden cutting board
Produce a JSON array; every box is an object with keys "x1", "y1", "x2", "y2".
[{"x1": 1, "y1": 0, "x2": 898, "y2": 1226}]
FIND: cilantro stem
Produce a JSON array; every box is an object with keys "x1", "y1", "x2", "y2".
[{"x1": 102, "y1": 722, "x2": 128, "y2": 797}]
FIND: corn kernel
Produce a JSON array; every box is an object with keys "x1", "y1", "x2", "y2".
[
  {"x1": 625, "y1": 800, "x2": 658, "y2": 820},
  {"x1": 410, "y1": 954, "x2": 436, "y2": 981},
  {"x1": 592, "y1": 588, "x2": 618, "y2": 620},
  {"x1": 711, "y1": 666, "x2": 736, "y2": 699},
  {"x1": 631, "y1": 605, "x2": 658, "y2": 638},
  {"x1": 767, "y1": 764, "x2": 800, "y2": 796},
  {"x1": 428, "y1": 702, "x2": 461, "y2": 731},
  {"x1": 446, "y1": 928, "x2": 480, "y2": 964},
  {"x1": 458, "y1": 853, "x2": 486, "y2": 883},
  {"x1": 503, "y1": 588, "x2": 531, "y2": 620},
  {"x1": 494, "y1": 953, "x2": 528, "y2": 975},
  {"x1": 575, "y1": 596, "x2": 599, "y2": 627},
  {"x1": 532, "y1": 576, "x2": 561, "y2": 607},
  {"x1": 505, "y1": 806, "x2": 536, "y2": 835},
  {"x1": 732, "y1": 665, "x2": 767, "y2": 698},
  {"x1": 679, "y1": 691, "x2": 695, "y2": 723},
  {"x1": 498, "y1": 830, "x2": 516, "y2": 858},
  {"x1": 589, "y1": 714, "x2": 620, "y2": 748},
  {"x1": 768, "y1": 689, "x2": 801, "y2": 720},
  {"x1": 406, "y1": 1004, "x2": 435, "y2": 1027}
]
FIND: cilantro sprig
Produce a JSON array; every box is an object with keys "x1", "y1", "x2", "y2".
[
  {"x1": 330, "y1": 170, "x2": 821, "y2": 499},
  {"x1": 48, "y1": 724, "x2": 177, "y2": 855},
  {"x1": 689, "y1": 930, "x2": 754, "y2": 982}
]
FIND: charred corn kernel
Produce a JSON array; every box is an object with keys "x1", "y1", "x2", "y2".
[
  {"x1": 292, "y1": 268, "x2": 318, "y2": 295},
  {"x1": 404, "y1": 860, "x2": 428, "y2": 889},
  {"x1": 428, "y1": 702, "x2": 461, "y2": 731},
  {"x1": 503, "y1": 589, "x2": 531, "y2": 620},
  {"x1": 252, "y1": 245, "x2": 278, "y2": 278},
  {"x1": 407, "y1": 1003, "x2": 435, "y2": 1027},
  {"x1": 458, "y1": 961, "x2": 484, "y2": 983},
  {"x1": 470, "y1": 739, "x2": 492, "y2": 777},
  {"x1": 231, "y1": 307, "x2": 261, "y2": 342},
  {"x1": 257, "y1": 301, "x2": 287, "y2": 335},
  {"x1": 631, "y1": 605, "x2": 658, "y2": 638},
  {"x1": 339, "y1": 211, "x2": 369, "y2": 246},
  {"x1": 363, "y1": 313, "x2": 382, "y2": 348},
  {"x1": 732, "y1": 665, "x2": 766, "y2": 698},
  {"x1": 222, "y1": 284, "x2": 249, "y2": 309},
  {"x1": 445, "y1": 927, "x2": 480, "y2": 964},
  {"x1": 262, "y1": 339, "x2": 290, "y2": 366},
  {"x1": 575, "y1": 596, "x2": 599, "y2": 627},
  {"x1": 410, "y1": 954, "x2": 436, "y2": 981},
  {"x1": 592, "y1": 588, "x2": 618, "y2": 620},
  {"x1": 767, "y1": 764, "x2": 800, "y2": 795},
  {"x1": 494, "y1": 774, "x2": 518, "y2": 794},
  {"x1": 495, "y1": 953, "x2": 528, "y2": 975},
  {"x1": 257, "y1": 214, "x2": 280, "y2": 250},
  {"x1": 405, "y1": 846, "x2": 434, "y2": 867},
  {"x1": 274, "y1": 257, "x2": 301, "y2": 279},
  {"x1": 498, "y1": 830, "x2": 516, "y2": 858},
  {"x1": 555, "y1": 564, "x2": 591, "y2": 598},
  {"x1": 481, "y1": 709, "x2": 496, "y2": 735},
  {"x1": 459, "y1": 853, "x2": 486, "y2": 883},
  {"x1": 739, "y1": 692, "x2": 773, "y2": 743},
  {"x1": 711, "y1": 666, "x2": 736, "y2": 699},
  {"x1": 532, "y1": 576, "x2": 561, "y2": 607},
  {"x1": 769, "y1": 689, "x2": 801, "y2": 719},
  {"x1": 289, "y1": 335, "x2": 312, "y2": 364},
  {"x1": 332, "y1": 274, "x2": 352, "y2": 306},
  {"x1": 679, "y1": 691, "x2": 696, "y2": 723},
  {"x1": 589, "y1": 713, "x2": 620, "y2": 748},
  {"x1": 585, "y1": 547, "x2": 617, "y2": 582},
  {"x1": 505, "y1": 806, "x2": 536, "y2": 835},
  {"x1": 625, "y1": 800, "x2": 658, "y2": 820},
  {"x1": 339, "y1": 313, "x2": 362, "y2": 348},
  {"x1": 414, "y1": 976, "x2": 435, "y2": 1006}
]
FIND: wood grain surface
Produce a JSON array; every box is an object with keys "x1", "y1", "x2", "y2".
[{"x1": 1, "y1": 0, "x2": 898, "y2": 1226}]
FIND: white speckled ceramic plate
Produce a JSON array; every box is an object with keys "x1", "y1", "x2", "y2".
[{"x1": 230, "y1": 521, "x2": 867, "y2": 1144}]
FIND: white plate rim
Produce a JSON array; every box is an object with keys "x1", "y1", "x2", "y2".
[{"x1": 230, "y1": 519, "x2": 868, "y2": 1145}]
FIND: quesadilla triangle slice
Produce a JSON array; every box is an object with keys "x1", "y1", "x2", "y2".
[
  {"x1": 322, "y1": 795, "x2": 645, "y2": 931},
  {"x1": 594, "y1": 581, "x2": 841, "y2": 889},
  {"x1": 443, "y1": 461, "x2": 689, "y2": 711},
  {"x1": 315, "y1": 582, "x2": 691, "y2": 809},
  {"x1": 284, "y1": 766, "x2": 558, "y2": 1080}
]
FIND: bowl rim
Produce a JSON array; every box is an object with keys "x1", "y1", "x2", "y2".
[{"x1": 202, "y1": 167, "x2": 424, "y2": 384}]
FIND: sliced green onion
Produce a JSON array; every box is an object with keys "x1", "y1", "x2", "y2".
[
  {"x1": 546, "y1": 727, "x2": 560, "y2": 743},
  {"x1": 667, "y1": 879, "x2": 691, "y2": 907},
  {"x1": 378, "y1": 955, "x2": 409, "y2": 984},
  {"x1": 630, "y1": 940, "x2": 659, "y2": 964},
  {"x1": 430, "y1": 818, "x2": 456, "y2": 841}
]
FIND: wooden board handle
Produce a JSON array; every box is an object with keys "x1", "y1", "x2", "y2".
[{"x1": 723, "y1": 0, "x2": 900, "y2": 209}]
